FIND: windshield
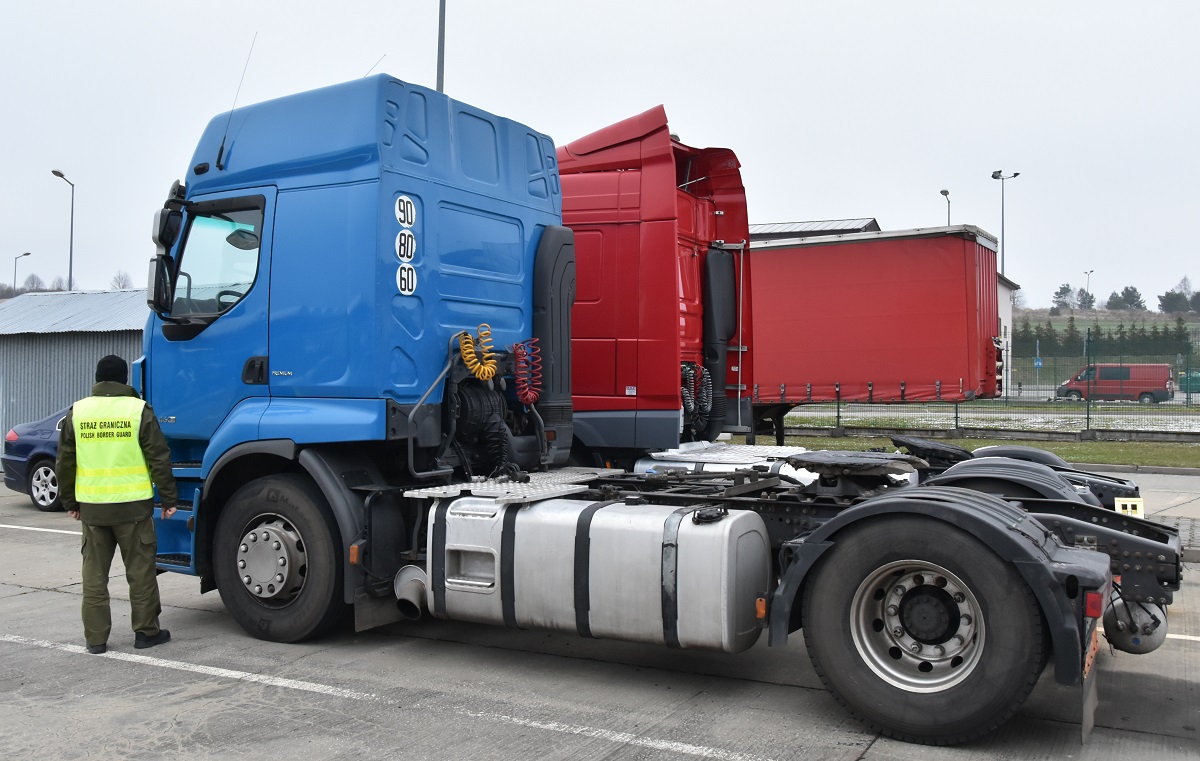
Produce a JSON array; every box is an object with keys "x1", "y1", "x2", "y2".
[{"x1": 172, "y1": 206, "x2": 263, "y2": 315}]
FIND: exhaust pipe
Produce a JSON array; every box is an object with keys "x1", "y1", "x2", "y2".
[{"x1": 393, "y1": 565, "x2": 428, "y2": 621}]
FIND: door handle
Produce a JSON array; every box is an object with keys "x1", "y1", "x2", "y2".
[{"x1": 241, "y1": 356, "x2": 268, "y2": 385}]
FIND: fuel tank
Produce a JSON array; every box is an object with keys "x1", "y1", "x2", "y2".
[{"x1": 427, "y1": 495, "x2": 770, "y2": 653}]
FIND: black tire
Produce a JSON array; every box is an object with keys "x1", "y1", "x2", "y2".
[
  {"x1": 213, "y1": 474, "x2": 345, "y2": 642},
  {"x1": 1066, "y1": 390, "x2": 1083, "y2": 401},
  {"x1": 801, "y1": 515, "x2": 1045, "y2": 745},
  {"x1": 1137, "y1": 393, "x2": 1155, "y2": 404},
  {"x1": 27, "y1": 459, "x2": 63, "y2": 512}
]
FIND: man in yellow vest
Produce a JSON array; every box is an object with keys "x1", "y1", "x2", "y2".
[{"x1": 57, "y1": 355, "x2": 178, "y2": 654}]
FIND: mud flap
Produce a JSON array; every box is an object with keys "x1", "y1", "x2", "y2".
[
  {"x1": 1080, "y1": 624, "x2": 1100, "y2": 742},
  {"x1": 1080, "y1": 664, "x2": 1098, "y2": 742},
  {"x1": 354, "y1": 589, "x2": 403, "y2": 632}
]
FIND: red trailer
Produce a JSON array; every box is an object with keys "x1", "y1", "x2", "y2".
[{"x1": 744, "y1": 226, "x2": 1002, "y2": 410}]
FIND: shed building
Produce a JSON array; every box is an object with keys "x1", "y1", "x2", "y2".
[{"x1": 0, "y1": 290, "x2": 148, "y2": 439}]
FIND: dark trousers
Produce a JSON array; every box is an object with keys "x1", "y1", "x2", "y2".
[{"x1": 81, "y1": 517, "x2": 162, "y2": 646}]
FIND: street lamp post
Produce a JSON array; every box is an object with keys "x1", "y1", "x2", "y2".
[
  {"x1": 436, "y1": 0, "x2": 446, "y2": 92},
  {"x1": 991, "y1": 170, "x2": 1020, "y2": 275},
  {"x1": 1084, "y1": 269, "x2": 1094, "y2": 307},
  {"x1": 51, "y1": 169, "x2": 75, "y2": 290},
  {"x1": 13, "y1": 252, "x2": 31, "y2": 295},
  {"x1": 940, "y1": 189, "x2": 950, "y2": 225}
]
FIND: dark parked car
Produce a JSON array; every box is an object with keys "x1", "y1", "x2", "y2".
[{"x1": 3, "y1": 408, "x2": 68, "y2": 511}]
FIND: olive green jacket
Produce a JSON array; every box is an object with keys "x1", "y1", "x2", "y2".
[{"x1": 57, "y1": 382, "x2": 178, "y2": 525}]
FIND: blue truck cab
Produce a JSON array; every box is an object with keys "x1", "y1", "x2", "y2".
[{"x1": 141, "y1": 75, "x2": 575, "y2": 639}]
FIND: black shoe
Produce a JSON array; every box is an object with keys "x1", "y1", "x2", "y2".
[
  {"x1": 86, "y1": 644, "x2": 107, "y2": 654},
  {"x1": 134, "y1": 629, "x2": 171, "y2": 649}
]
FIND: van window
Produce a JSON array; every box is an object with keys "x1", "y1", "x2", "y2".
[
  {"x1": 1078, "y1": 368, "x2": 1096, "y2": 381},
  {"x1": 1099, "y1": 367, "x2": 1130, "y2": 381}
]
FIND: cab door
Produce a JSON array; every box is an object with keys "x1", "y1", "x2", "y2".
[{"x1": 144, "y1": 189, "x2": 275, "y2": 464}]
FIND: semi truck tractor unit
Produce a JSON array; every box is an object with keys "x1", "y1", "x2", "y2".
[{"x1": 140, "y1": 75, "x2": 1182, "y2": 745}]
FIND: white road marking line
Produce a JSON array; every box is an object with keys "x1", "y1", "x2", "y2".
[
  {"x1": 460, "y1": 710, "x2": 775, "y2": 761},
  {"x1": 0, "y1": 523, "x2": 80, "y2": 536},
  {"x1": 0, "y1": 634, "x2": 776, "y2": 761},
  {"x1": 1166, "y1": 633, "x2": 1199, "y2": 642},
  {"x1": 0, "y1": 634, "x2": 377, "y2": 701}
]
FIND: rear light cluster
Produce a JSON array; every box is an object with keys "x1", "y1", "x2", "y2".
[
  {"x1": 4, "y1": 429, "x2": 17, "y2": 442},
  {"x1": 1084, "y1": 590, "x2": 1104, "y2": 619}
]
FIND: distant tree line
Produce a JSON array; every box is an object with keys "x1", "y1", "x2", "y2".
[
  {"x1": 1050, "y1": 277, "x2": 1200, "y2": 315},
  {"x1": 0, "y1": 270, "x2": 134, "y2": 299},
  {"x1": 1013, "y1": 315, "x2": 1194, "y2": 358}
]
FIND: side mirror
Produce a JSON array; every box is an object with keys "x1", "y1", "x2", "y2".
[
  {"x1": 148, "y1": 206, "x2": 182, "y2": 319},
  {"x1": 146, "y1": 255, "x2": 174, "y2": 317},
  {"x1": 153, "y1": 208, "x2": 182, "y2": 250},
  {"x1": 226, "y1": 228, "x2": 260, "y2": 250}
]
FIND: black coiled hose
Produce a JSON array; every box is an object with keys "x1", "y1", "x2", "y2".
[{"x1": 680, "y1": 362, "x2": 712, "y2": 439}]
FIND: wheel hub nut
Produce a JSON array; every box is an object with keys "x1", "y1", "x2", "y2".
[{"x1": 238, "y1": 521, "x2": 299, "y2": 600}]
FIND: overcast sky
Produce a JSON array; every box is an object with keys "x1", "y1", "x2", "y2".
[{"x1": 3, "y1": 1, "x2": 1197, "y2": 308}]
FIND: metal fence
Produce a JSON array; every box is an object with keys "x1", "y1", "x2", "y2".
[
  {"x1": 782, "y1": 395, "x2": 1200, "y2": 438},
  {"x1": 783, "y1": 338, "x2": 1200, "y2": 439}
]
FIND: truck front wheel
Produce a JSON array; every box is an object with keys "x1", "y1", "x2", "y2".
[
  {"x1": 213, "y1": 474, "x2": 345, "y2": 642},
  {"x1": 802, "y1": 516, "x2": 1045, "y2": 745}
]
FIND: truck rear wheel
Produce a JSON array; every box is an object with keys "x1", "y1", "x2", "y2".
[
  {"x1": 213, "y1": 474, "x2": 345, "y2": 642},
  {"x1": 801, "y1": 515, "x2": 1045, "y2": 745}
]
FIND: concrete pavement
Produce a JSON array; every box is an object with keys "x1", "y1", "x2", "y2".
[{"x1": 0, "y1": 473, "x2": 1197, "y2": 760}]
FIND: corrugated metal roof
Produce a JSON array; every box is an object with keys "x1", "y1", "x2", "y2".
[
  {"x1": 751, "y1": 224, "x2": 999, "y2": 252},
  {"x1": 0, "y1": 290, "x2": 149, "y2": 335},
  {"x1": 750, "y1": 219, "x2": 879, "y2": 235}
]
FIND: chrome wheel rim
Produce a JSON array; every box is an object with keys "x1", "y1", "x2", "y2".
[
  {"x1": 849, "y1": 559, "x2": 984, "y2": 693},
  {"x1": 31, "y1": 466, "x2": 58, "y2": 507}
]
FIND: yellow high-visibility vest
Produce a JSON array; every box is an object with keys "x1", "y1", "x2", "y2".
[{"x1": 73, "y1": 396, "x2": 153, "y2": 503}]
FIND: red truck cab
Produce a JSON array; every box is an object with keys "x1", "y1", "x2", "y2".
[{"x1": 558, "y1": 107, "x2": 749, "y2": 457}]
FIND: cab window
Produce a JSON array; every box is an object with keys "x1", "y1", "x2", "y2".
[{"x1": 172, "y1": 206, "x2": 263, "y2": 316}]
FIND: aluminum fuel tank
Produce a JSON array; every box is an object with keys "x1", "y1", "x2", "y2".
[{"x1": 427, "y1": 496, "x2": 770, "y2": 653}]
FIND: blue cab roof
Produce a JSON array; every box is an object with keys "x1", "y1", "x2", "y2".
[{"x1": 186, "y1": 74, "x2": 561, "y2": 214}]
